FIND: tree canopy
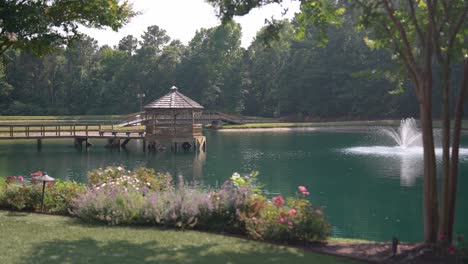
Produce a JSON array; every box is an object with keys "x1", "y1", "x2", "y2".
[{"x1": 0, "y1": 0, "x2": 135, "y2": 55}]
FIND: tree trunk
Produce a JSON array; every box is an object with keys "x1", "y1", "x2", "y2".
[
  {"x1": 447, "y1": 60, "x2": 468, "y2": 242},
  {"x1": 419, "y1": 80, "x2": 439, "y2": 243},
  {"x1": 439, "y1": 59, "x2": 451, "y2": 241}
]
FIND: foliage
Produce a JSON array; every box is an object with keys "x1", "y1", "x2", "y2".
[
  {"x1": 44, "y1": 180, "x2": 85, "y2": 214},
  {"x1": 73, "y1": 170, "x2": 331, "y2": 244},
  {"x1": 87, "y1": 166, "x2": 172, "y2": 191},
  {"x1": 240, "y1": 188, "x2": 330, "y2": 242},
  {"x1": 0, "y1": 175, "x2": 85, "y2": 213},
  {"x1": 455, "y1": 235, "x2": 468, "y2": 263},
  {"x1": 0, "y1": 0, "x2": 136, "y2": 56},
  {"x1": 2, "y1": 182, "x2": 42, "y2": 211},
  {"x1": 0, "y1": 15, "x2": 433, "y2": 119}
]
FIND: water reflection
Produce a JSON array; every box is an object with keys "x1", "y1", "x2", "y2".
[
  {"x1": 399, "y1": 155, "x2": 422, "y2": 186},
  {"x1": 0, "y1": 139, "x2": 206, "y2": 182}
]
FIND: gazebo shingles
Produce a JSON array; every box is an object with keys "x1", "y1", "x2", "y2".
[{"x1": 144, "y1": 86, "x2": 203, "y2": 110}]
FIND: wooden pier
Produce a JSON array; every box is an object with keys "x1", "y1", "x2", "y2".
[
  {"x1": 0, "y1": 122, "x2": 206, "y2": 152},
  {"x1": 0, "y1": 123, "x2": 148, "y2": 149}
]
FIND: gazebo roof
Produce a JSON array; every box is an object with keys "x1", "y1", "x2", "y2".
[{"x1": 144, "y1": 86, "x2": 204, "y2": 110}]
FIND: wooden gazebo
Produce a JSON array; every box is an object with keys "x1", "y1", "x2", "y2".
[{"x1": 143, "y1": 86, "x2": 206, "y2": 151}]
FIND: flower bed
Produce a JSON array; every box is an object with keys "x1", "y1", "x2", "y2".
[{"x1": 1, "y1": 167, "x2": 331, "y2": 244}]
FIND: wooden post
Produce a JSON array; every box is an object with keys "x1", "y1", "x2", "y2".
[
  {"x1": 37, "y1": 139, "x2": 42, "y2": 150},
  {"x1": 9, "y1": 125, "x2": 12, "y2": 137},
  {"x1": 86, "y1": 125, "x2": 88, "y2": 136}
]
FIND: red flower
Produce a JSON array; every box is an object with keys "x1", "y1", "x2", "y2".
[
  {"x1": 272, "y1": 195, "x2": 285, "y2": 207},
  {"x1": 18, "y1": 176, "x2": 24, "y2": 182},
  {"x1": 448, "y1": 245, "x2": 456, "y2": 255},
  {"x1": 30, "y1": 171, "x2": 42, "y2": 177},
  {"x1": 278, "y1": 217, "x2": 285, "y2": 223},
  {"x1": 289, "y1": 208, "x2": 297, "y2": 215}
]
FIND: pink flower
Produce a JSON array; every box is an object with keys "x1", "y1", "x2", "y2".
[
  {"x1": 272, "y1": 195, "x2": 285, "y2": 207},
  {"x1": 302, "y1": 191, "x2": 310, "y2": 196},
  {"x1": 18, "y1": 176, "x2": 24, "y2": 182},
  {"x1": 288, "y1": 220, "x2": 293, "y2": 226},
  {"x1": 314, "y1": 209, "x2": 323, "y2": 216},
  {"x1": 298, "y1": 186, "x2": 307, "y2": 193},
  {"x1": 278, "y1": 217, "x2": 285, "y2": 223},
  {"x1": 251, "y1": 217, "x2": 257, "y2": 222},
  {"x1": 439, "y1": 233, "x2": 446, "y2": 241},
  {"x1": 448, "y1": 245, "x2": 456, "y2": 255},
  {"x1": 289, "y1": 208, "x2": 297, "y2": 215}
]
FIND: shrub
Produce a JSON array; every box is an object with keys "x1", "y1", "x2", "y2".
[
  {"x1": 44, "y1": 180, "x2": 86, "y2": 214},
  {"x1": 72, "y1": 185, "x2": 145, "y2": 225},
  {"x1": 87, "y1": 166, "x2": 172, "y2": 191},
  {"x1": 240, "y1": 187, "x2": 331, "y2": 242},
  {"x1": 72, "y1": 170, "x2": 331, "y2": 243},
  {"x1": 0, "y1": 176, "x2": 85, "y2": 214},
  {"x1": 3, "y1": 183, "x2": 42, "y2": 211},
  {"x1": 142, "y1": 178, "x2": 212, "y2": 229}
]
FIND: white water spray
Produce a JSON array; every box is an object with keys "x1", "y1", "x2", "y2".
[{"x1": 380, "y1": 118, "x2": 422, "y2": 148}]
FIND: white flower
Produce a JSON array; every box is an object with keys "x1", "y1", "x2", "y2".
[
  {"x1": 117, "y1": 166, "x2": 123, "y2": 171},
  {"x1": 232, "y1": 172, "x2": 240, "y2": 179}
]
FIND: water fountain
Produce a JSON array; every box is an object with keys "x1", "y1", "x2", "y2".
[
  {"x1": 344, "y1": 117, "x2": 468, "y2": 186},
  {"x1": 381, "y1": 118, "x2": 421, "y2": 148}
]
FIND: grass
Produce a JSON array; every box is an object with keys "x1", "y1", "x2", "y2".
[
  {"x1": 221, "y1": 120, "x2": 468, "y2": 129},
  {"x1": 221, "y1": 120, "x2": 401, "y2": 129},
  {"x1": 0, "y1": 210, "x2": 363, "y2": 264}
]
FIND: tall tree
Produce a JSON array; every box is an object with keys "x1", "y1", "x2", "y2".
[{"x1": 207, "y1": 0, "x2": 467, "y2": 244}]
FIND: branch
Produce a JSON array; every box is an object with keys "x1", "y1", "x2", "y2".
[
  {"x1": 447, "y1": 4, "x2": 468, "y2": 53},
  {"x1": 382, "y1": 0, "x2": 422, "y2": 77},
  {"x1": 382, "y1": 23, "x2": 422, "y2": 99},
  {"x1": 407, "y1": 0, "x2": 425, "y2": 43},
  {"x1": 427, "y1": 0, "x2": 443, "y2": 62}
]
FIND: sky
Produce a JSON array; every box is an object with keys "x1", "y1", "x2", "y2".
[{"x1": 79, "y1": 0, "x2": 300, "y2": 48}]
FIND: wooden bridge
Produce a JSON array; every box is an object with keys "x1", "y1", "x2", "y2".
[{"x1": 116, "y1": 110, "x2": 279, "y2": 128}]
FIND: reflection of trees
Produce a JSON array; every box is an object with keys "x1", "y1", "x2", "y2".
[{"x1": 0, "y1": 139, "x2": 207, "y2": 183}]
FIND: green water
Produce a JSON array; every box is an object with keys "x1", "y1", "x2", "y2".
[{"x1": 0, "y1": 129, "x2": 467, "y2": 242}]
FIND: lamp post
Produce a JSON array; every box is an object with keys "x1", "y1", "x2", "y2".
[
  {"x1": 137, "y1": 93, "x2": 145, "y2": 112},
  {"x1": 35, "y1": 172, "x2": 55, "y2": 213}
]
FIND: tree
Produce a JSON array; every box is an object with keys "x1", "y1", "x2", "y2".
[
  {"x1": 0, "y1": 0, "x2": 135, "y2": 56},
  {"x1": 207, "y1": 0, "x2": 467, "y2": 244},
  {"x1": 140, "y1": 25, "x2": 171, "y2": 52},
  {"x1": 117, "y1": 35, "x2": 138, "y2": 54}
]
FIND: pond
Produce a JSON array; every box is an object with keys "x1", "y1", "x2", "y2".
[{"x1": 0, "y1": 127, "x2": 467, "y2": 242}]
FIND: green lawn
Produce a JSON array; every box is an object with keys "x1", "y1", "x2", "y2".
[{"x1": 0, "y1": 210, "x2": 362, "y2": 264}]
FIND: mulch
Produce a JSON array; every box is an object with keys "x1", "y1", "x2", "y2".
[{"x1": 307, "y1": 241, "x2": 464, "y2": 264}]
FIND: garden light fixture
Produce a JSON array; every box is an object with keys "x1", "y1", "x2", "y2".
[{"x1": 35, "y1": 172, "x2": 55, "y2": 212}]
